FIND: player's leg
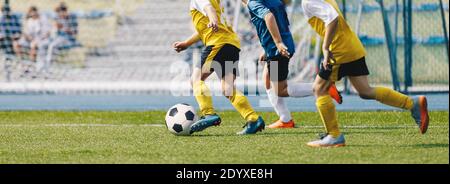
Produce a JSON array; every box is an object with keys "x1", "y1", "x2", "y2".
[
  {"x1": 268, "y1": 57, "x2": 310, "y2": 97},
  {"x1": 222, "y1": 72, "x2": 260, "y2": 122},
  {"x1": 190, "y1": 46, "x2": 222, "y2": 133},
  {"x1": 207, "y1": 44, "x2": 264, "y2": 134},
  {"x1": 272, "y1": 79, "x2": 342, "y2": 103},
  {"x1": 273, "y1": 80, "x2": 342, "y2": 104},
  {"x1": 349, "y1": 75, "x2": 429, "y2": 134},
  {"x1": 343, "y1": 57, "x2": 429, "y2": 134},
  {"x1": 307, "y1": 64, "x2": 345, "y2": 147},
  {"x1": 264, "y1": 62, "x2": 295, "y2": 128},
  {"x1": 222, "y1": 73, "x2": 265, "y2": 135},
  {"x1": 268, "y1": 57, "x2": 342, "y2": 102},
  {"x1": 191, "y1": 67, "x2": 214, "y2": 115},
  {"x1": 266, "y1": 57, "x2": 342, "y2": 129},
  {"x1": 191, "y1": 45, "x2": 216, "y2": 117}
]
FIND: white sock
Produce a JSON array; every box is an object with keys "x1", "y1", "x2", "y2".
[
  {"x1": 287, "y1": 82, "x2": 314, "y2": 98},
  {"x1": 266, "y1": 88, "x2": 292, "y2": 122},
  {"x1": 266, "y1": 89, "x2": 280, "y2": 116}
]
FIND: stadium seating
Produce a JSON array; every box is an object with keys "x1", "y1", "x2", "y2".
[{"x1": 0, "y1": 0, "x2": 448, "y2": 94}]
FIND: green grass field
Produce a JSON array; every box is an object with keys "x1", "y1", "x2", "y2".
[{"x1": 0, "y1": 111, "x2": 448, "y2": 164}]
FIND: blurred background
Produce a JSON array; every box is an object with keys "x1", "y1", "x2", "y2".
[{"x1": 0, "y1": 0, "x2": 448, "y2": 110}]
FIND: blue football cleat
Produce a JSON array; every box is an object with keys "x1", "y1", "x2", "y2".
[
  {"x1": 410, "y1": 96, "x2": 429, "y2": 134},
  {"x1": 307, "y1": 133, "x2": 346, "y2": 148},
  {"x1": 190, "y1": 114, "x2": 221, "y2": 134},
  {"x1": 236, "y1": 116, "x2": 265, "y2": 135}
]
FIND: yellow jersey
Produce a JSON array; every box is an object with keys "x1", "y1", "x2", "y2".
[
  {"x1": 302, "y1": 0, "x2": 366, "y2": 64},
  {"x1": 190, "y1": 0, "x2": 240, "y2": 49}
]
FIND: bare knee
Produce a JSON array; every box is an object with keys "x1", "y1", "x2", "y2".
[
  {"x1": 357, "y1": 88, "x2": 375, "y2": 100},
  {"x1": 222, "y1": 87, "x2": 234, "y2": 99},
  {"x1": 272, "y1": 80, "x2": 289, "y2": 97},
  {"x1": 274, "y1": 87, "x2": 288, "y2": 97},
  {"x1": 190, "y1": 75, "x2": 201, "y2": 87},
  {"x1": 313, "y1": 83, "x2": 329, "y2": 97},
  {"x1": 348, "y1": 75, "x2": 376, "y2": 100},
  {"x1": 223, "y1": 93, "x2": 232, "y2": 100},
  {"x1": 357, "y1": 87, "x2": 375, "y2": 100}
]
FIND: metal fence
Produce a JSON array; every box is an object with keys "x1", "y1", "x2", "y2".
[{"x1": 0, "y1": 0, "x2": 448, "y2": 94}]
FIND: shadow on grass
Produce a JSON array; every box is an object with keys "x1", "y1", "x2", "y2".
[
  {"x1": 260, "y1": 130, "x2": 319, "y2": 135},
  {"x1": 190, "y1": 130, "x2": 396, "y2": 137},
  {"x1": 190, "y1": 130, "x2": 317, "y2": 137},
  {"x1": 344, "y1": 144, "x2": 386, "y2": 148},
  {"x1": 401, "y1": 143, "x2": 449, "y2": 148},
  {"x1": 342, "y1": 131, "x2": 400, "y2": 135},
  {"x1": 345, "y1": 143, "x2": 449, "y2": 148},
  {"x1": 190, "y1": 134, "x2": 237, "y2": 137}
]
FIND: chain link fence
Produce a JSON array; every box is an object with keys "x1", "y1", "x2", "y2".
[
  {"x1": 0, "y1": 0, "x2": 448, "y2": 94},
  {"x1": 341, "y1": 0, "x2": 449, "y2": 92}
]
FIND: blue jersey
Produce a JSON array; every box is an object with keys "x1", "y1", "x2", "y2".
[{"x1": 247, "y1": 0, "x2": 295, "y2": 59}]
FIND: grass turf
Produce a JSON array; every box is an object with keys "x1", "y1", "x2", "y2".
[{"x1": 0, "y1": 111, "x2": 448, "y2": 164}]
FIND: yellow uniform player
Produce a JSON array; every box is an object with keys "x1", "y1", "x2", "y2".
[
  {"x1": 301, "y1": 0, "x2": 429, "y2": 147},
  {"x1": 173, "y1": 0, "x2": 265, "y2": 135}
]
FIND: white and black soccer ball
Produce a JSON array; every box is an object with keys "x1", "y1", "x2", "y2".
[{"x1": 165, "y1": 103, "x2": 198, "y2": 136}]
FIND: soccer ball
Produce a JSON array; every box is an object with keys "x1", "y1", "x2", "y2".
[{"x1": 165, "y1": 103, "x2": 198, "y2": 136}]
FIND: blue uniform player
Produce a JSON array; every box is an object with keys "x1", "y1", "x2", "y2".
[{"x1": 243, "y1": 0, "x2": 342, "y2": 128}]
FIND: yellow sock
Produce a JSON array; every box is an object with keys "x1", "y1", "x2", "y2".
[
  {"x1": 229, "y1": 90, "x2": 259, "y2": 122},
  {"x1": 193, "y1": 81, "x2": 215, "y2": 116},
  {"x1": 375, "y1": 87, "x2": 413, "y2": 110},
  {"x1": 316, "y1": 95, "x2": 340, "y2": 137}
]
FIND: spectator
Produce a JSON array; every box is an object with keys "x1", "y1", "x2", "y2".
[
  {"x1": 17, "y1": 6, "x2": 51, "y2": 62},
  {"x1": 40, "y1": 2, "x2": 80, "y2": 72},
  {"x1": 0, "y1": 4, "x2": 21, "y2": 56}
]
